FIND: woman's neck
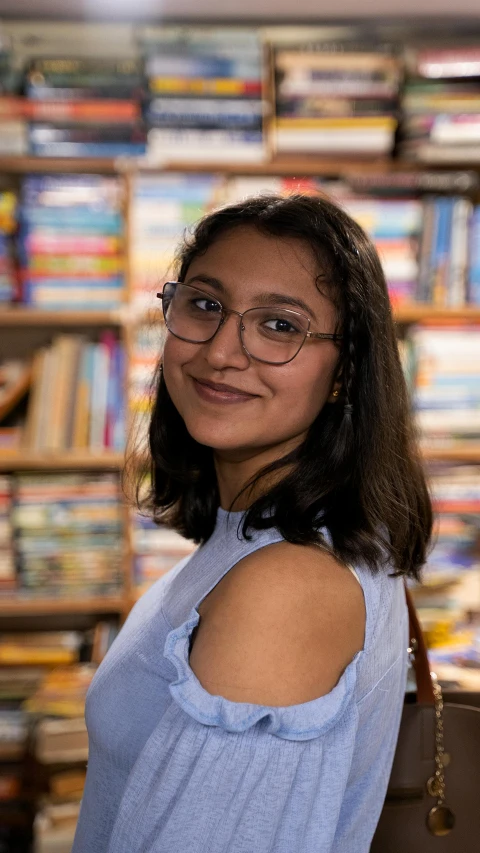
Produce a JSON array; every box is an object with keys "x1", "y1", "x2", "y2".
[{"x1": 214, "y1": 438, "x2": 302, "y2": 511}]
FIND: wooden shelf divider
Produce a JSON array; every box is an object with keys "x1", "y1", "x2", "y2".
[
  {"x1": 0, "y1": 452, "x2": 125, "y2": 471},
  {"x1": 0, "y1": 596, "x2": 126, "y2": 616}
]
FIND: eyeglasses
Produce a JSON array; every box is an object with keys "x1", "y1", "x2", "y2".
[{"x1": 157, "y1": 281, "x2": 342, "y2": 366}]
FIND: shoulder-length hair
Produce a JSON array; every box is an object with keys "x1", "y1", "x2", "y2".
[{"x1": 134, "y1": 193, "x2": 432, "y2": 580}]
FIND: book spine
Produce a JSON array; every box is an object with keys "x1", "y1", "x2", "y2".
[
  {"x1": 20, "y1": 209, "x2": 123, "y2": 233},
  {"x1": 468, "y1": 207, "x2": 480, "y2": 304},
  {"x1": 27, "y1": 255, "x2": 123, "y2": 276},
  {"x1": 27, "y1": 234, "x2": 121, "y2": 255},
  {"x1": 432, "y1": 198, "x2": 454, "y2": 308},
  {"x1": 26, "y1": 84, "x2": 145, "y2": 101},
  {"x1": 29, "y1": 141, "x2": 147, "y2": 157},
  {"x1": 29, "y1": 58, "x2": 141, "y2": 76},
  {"x1": 89, "y1": 343, "x2": 110, "y2": 450},
  {"x1": 112, "y1": 344, "x2": 126, "y2": 451},
  {"x1": 447, "y1": 198, "x2": 472, "y2": 307},
  {"x1": 26, "y1": 99, "x2": 140, "y2": 122},
  {"x1": 149, "y1": 77, "x2": 262, "y2": 97},
  {"x1": 28, "y1": 124, "x2": 147, "y2": 144},
  {"x1": 101, "y1": 331, "x2": 117, "y2": 449},
  {"x1": 145, "y1": 55, "x2": 261, "y2": 80},
  {"x1": 72, "y1": 346, "x2": 93, "y2": 450}
]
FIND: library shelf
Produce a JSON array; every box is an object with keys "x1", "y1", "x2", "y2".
[
  {"x1": 1, "y1": 154, "x2": 479, "y2": 179},
  {"x1": 0, "y1": 156, "x2": 118, "y2": 174},
  {"x1": 0, "y1": 452, "x2": 125, "y2": 471},
  {"x1": 0, "y1": 308, "x2": 125, "y2": 326},
  {"x1": 422, "y1": 447, "x2": 480, "y2": 462},
  {"x1": 0, "y1": 596, "x2": 126, "y2": 616},
  {"x1": 394, "y1": 306, "x2": 480, "y2": 323}
]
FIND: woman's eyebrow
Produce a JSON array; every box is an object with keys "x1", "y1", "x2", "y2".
[{"x1": 184, "y1": 274, "x2": 318, "y2": 321}]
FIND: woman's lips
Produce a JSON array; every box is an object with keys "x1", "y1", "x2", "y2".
[{"x1": 192, "y1": 378, "x2": 257, "y2": 404}]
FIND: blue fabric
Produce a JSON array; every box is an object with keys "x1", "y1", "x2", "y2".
[{"x1": 72, "y1": 508, "x2": 409, "y2": 853}]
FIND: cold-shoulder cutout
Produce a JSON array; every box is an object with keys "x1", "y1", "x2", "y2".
[
  {"x1": 186, "y1": 539, "x2": 365, "y2": 707},
  {"x1": 163, "y1": 605, "x2": 361, "y2": 741}
]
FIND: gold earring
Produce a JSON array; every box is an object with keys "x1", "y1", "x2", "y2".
[{"x1": 332, "y1": 390, "x2": 339, "y2": 397}]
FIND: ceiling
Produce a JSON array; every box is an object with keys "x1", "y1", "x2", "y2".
[{"x1": 1, "y1": 0, "x2": 480, "y2": 21}]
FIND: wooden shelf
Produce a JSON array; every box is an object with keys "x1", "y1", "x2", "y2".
[
  {"x1": 0, "y1": 596, "x2": 126, "y2": 616},
  {"x1": 395, "y1": 306, "x2": 480, "y2": 323},
  {"x1": 0, "y1": 451, "x2": 124, "y2": 471},
  {"x1": 0, "y1": 307, "x2": 126, "y2": 326},
  {"x1": 421, "y1": 446, "x2": 480, "y2": 462},
  {"x1": 134, "y1": 155, "x2": 396, "y2": 176},
  {"x1": 0, "y1": 154, "x2": 479, "y2": 179},
  {"x1": 0, "y1": 155, "x2": 118, "y2": 174}
]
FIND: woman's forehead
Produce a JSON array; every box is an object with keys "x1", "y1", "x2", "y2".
[{"x1": 186, "y1": 225, "x2": 334, "y2": 306}]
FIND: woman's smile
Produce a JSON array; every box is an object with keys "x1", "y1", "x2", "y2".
[{"x1": 191, "y1": 376, "x2": 259, "y2": 404}]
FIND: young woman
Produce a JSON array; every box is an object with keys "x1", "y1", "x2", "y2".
[{"x1": 72, "y1": 193, "x2": 432, "y2": 853}]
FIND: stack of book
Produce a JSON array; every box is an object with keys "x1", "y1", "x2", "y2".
[
  {"x1": 26, "y1": 664, "x2": 94, "y2": 853},
  {"x1": 18, "y1": 174, "x2": 125, "y2": 310},
  {"x1": 24, "y1": 663, "x2": 95, "y2": 717},
  {"x1": 272, "y1": 39, "x2": 400, "y2": 156},
  {"x1": 0, "y1": 190, "x2": 18, "y2": 303},
  {"x1": 411, "y1": 463, "x2": 480, "y2": 689},
  {"x1": 401, "y1": 44, "x2": 480, "y2": 163},
  {"x1": 24, "y1": 57, "x2": 146, "y2": 158},
  {"x1": 409, "y1": 322, "x2": 480, "y2": 449},
  {"x1": 0, "y1": 477, "x2": 15, "y2": 594},
  {"x1": 23, "y1": 333, "x2": 125, "y2": 453},
  {"x1": 414, "y1": 196, "x2": 479, "y2": 306},
  {"x1": 0, "y1": 632, "x2": 81, "y2": 667},
  {"x1": 133, "y1": 513, "x2": 196, "y2": 596},
  {"x1": 130, "y1": 172, "x2": 220, "y2": 307},
  {"x1": 140, "y1": 26, "x2": 266, "y2": 163},
  {"x1": 7, "y1": 472, "x2": 123, "y2": 600}
]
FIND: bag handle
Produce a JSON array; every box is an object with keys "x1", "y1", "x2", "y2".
[{"x1": 404, "y1": 584, "x2": 435, "y2": 705}]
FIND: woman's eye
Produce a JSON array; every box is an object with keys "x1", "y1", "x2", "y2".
[
  {"x1": 191, "y1": 298, "x2": 221, "y2": 312},
  {"x1": 264, "y1": 318, "x2": 298, "y2": 334}
]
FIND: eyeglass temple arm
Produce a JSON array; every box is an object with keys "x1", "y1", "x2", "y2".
[{"x1": 307, "y1": 331, "x2": 343, "y2": 341}]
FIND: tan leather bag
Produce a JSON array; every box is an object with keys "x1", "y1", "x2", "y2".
[{"x1": 370, "y1": 587, "x2": 480, "y2": 851}]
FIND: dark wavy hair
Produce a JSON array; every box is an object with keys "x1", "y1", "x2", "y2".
[{"x1": 135, "y1": 192, "x2": 432, "y2": 580}]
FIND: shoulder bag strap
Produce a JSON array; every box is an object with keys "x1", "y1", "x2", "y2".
[{"x1": 404, "y1": 584, "x2": 435, "y2": 705}]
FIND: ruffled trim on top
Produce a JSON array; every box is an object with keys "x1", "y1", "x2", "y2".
[{"x1": 163, "y1": 607, "x2": 360, "y2": 742}]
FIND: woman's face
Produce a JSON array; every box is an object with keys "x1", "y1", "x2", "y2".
[{"x1": 163, "y1": 225, "x2": 341, "y2": 464}]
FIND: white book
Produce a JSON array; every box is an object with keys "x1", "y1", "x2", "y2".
[
  {"x1": 447, "y1": 197, "x2": 472, "y2": 307},
  {"x1": 89, "y1": 343, "x2": 110, "y2": 450}
]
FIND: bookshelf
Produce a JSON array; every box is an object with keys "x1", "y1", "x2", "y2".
[
  {"x1": 0, "y1": 155, "x2": 480, "y2": 616},
  {"x1": 1, "y1": 155, "x2": 480, "y2": 618},
  {"x1": 0, "y1": 22, "x2": 479, "y2": 853}
]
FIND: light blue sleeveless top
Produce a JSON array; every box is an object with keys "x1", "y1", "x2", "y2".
[{"x1": 72, "y1": 507, "x2": 409, "y2": 853}]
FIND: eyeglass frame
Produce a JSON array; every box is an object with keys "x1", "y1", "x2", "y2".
[{"x1": 156, "y1": 280, "x2": 343, "y2": 366}]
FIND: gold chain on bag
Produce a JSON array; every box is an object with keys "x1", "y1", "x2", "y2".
[{"x1": 425, "y1": 675, "x2": 455, "y2": 836}]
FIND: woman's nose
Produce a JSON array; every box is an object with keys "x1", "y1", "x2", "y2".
[{"x1": 203, "y1": 311, "x2": 250, "y2": 370}]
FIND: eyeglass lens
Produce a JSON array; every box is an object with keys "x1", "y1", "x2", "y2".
[{"x1": 162, "y1": 282, "x2": 310, "y2": 364}]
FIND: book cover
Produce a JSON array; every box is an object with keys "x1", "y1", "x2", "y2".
[
  {"x1": 89, "y1": 342, "x2": 109, "y2": 450},
  {"x1": 72, "y1": 343, "x2": 94, "y2": 450}
]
